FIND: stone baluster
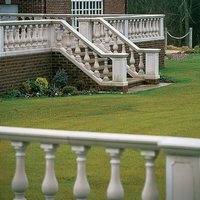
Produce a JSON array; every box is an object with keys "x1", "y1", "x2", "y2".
[
  {"x1": 132, "y1": 19, "x2": 136, "y2": 40},
  {"x1": 72, "y1": 146, "x2": 90, "y2": 200},
  {"x1": 103, "y1": 58, "x2": 109, "y2": 81},
  {"x1": 138, "y1": 53, "x2": 145, "y2": 75},
  {"x1": 155, "y1": 18, "x2": 160, "y2": 36},
  {"x1": 84, "y1": 46, "x2": 91, "y2": 70},
  {"x1": 106, "y1": 148, "x2": 124, "y2": 200},
  {"x1": 104, "y1": 27, "x2": 111, "y2": 51},
  {"x1": 128, "y1": 19, "x2": 133, "y2": 40},
  {"x1": 32, "y1": 24, "x2": 38, "y2": 48},
  {"x1": 8, "y1": 25, "x2": 14, "y2": 50},
  {"x1": 56, "y1": 25, "x2": 62, "y2": 48},
  {"x1": 100, "y1": 23, "x2": 105, "y2": 43},
  {"x1": 41, "y1": 144, "x2": 59, "y2": 200},
  {"x1": 119, "y1": 20, "x2": 124, "y2": 34},
  {"x1": 135, "y1": 20, "x2": 139, "y2": 39},
  {"x1": 146, "y1": 19, "x2": 150, "y2": 38},
  {"x1": 141, "y1": 151, "x2": 159, "y2": 200},
  {"x1": 94, "y1": 22, "x2": 101, "y2": 44},
  {"x1": 152, "y1": 19, "x2": 157, "y2": 37},
  {"x1": 21, "y1": 25, "x2": 27, "y2": 49},
  {"x1": 149, "y1": 19, "x2": 153, "y2": 37},
  {"x1": 75, "y1": 38, "x2": 82, "y2": 63},
  {"x1": 64, "y1": 29, "x2": 73, "y2": 56},
  {"x1": 38, "y1": 24, "x2": 44, "y2": 47},
  {"x1": 122, "y1": 43, "x2": 126, "y2": 53},
  {"x1": 11, "y1": 142, "x2": 29, "y2": 200},
  {"x1": 4, "y1": 26, "x2": 9, "y2": 51},
  {"x1": 93, "y1": 52, "x2": 100, "y2": 78},
  {"x1": 142, "y1": 19, "x2": 146, "y2": 38},
  {"x1": 129, "y1": 48, "x2": 137, "y2": 74},
  {"x1": 42, "y1": 24, "x2": 48, "y2": 47},
  {"x1": 14, "y1": 25, "x2": 20, "y2": 50},
  {"x1": 26, "y1": 25, "x2": 32, "y2": 48},
  {"x1": 113, "y1": 35, "x2": 118, "y2": 53}
]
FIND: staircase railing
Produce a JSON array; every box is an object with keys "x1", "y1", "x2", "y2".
[
  {"x1": 0, "y1": 126, "x2": 200, "y2": 200},
  {"x1": 79, "y1": 17, "x2": 161, "y2": 81},
  {"x1": 0, "y1": 19, "x2": 128, "y2": 87}
]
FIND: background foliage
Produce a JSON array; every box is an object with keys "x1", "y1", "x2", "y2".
[{"x1": 128, "y1": 0, "x2": 200, "y2": 47}]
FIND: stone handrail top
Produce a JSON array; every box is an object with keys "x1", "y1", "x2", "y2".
[
  {"x1": 78, "y1": 17, "x2": 161, "y2": 53},
  {"x1": 1, "y1": 126, "x2": 200, "y2": 152}
]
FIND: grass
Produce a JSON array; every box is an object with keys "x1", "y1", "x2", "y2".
[{"x1": 0, "y1": 55, "x2": 200, "y2": 199}]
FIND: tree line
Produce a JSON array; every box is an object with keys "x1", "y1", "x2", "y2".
[{"x1": 128, "y1": 0, "x2": 200, "y2": 47}]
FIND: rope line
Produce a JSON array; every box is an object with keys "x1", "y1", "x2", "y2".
[{"x1": 167, "y1": 31, "x2": 190, "y2": 40}]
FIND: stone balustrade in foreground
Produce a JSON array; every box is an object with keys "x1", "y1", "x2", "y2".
[{"x1": 0, "y1": 126, "x2": 200, "y2": 200}]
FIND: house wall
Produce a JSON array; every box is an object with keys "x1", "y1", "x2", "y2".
[
  {"x1": 0, "y1": 53, "x2": 52, "y2": 93},
  {"x1": 0, "y1": 0, "x2": 127, "y2": 14}
]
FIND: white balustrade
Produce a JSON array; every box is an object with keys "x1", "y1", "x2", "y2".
[
  {"x1": 0, "y1": 126, "x2": 200, "y2": 200},
  {"x1": 41, "y1": 144, "x2": 59, "y2": 200},
  {"x1": 141, "y1": 151, "x2": 159, "y2": 200},
  {"x1": 72, "y1": 146, "x2": 90, "y2": 200},
  {"x1": 11, "y1": 141, "x2": 29, "y2": 200},
  {"x1": 106, "y1": 148, "x2": 124, "y2": 200}
]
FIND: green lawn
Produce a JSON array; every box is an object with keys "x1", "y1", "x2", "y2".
[{"x1": 0, "y1": 55, "x2": 200, "y2": 199}]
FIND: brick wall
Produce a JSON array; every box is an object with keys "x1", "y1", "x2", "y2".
[
  {"x1": 0, "y1": 0, "x2": 127, "y2": 14},
  {"x1": 104, "y1": 0, "x2": 127, "y2": 14},
  {"x1": 0, "y1": 53, "x2": 52, "y2": 93}
]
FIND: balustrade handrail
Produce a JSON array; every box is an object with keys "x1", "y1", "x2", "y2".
[
  {"x1": 79, "y1": 17, "x2": 161, "y2": 54},
  {"x1": 1, "y1": 126, "x2": 200, "y2": 151}
]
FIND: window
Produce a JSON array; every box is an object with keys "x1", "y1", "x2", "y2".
[{"x1": 71, "y1": 0, "x2": 103, "y2": 29}]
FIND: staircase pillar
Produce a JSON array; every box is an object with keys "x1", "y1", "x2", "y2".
[{"x1": 79, "y1": 19, "x2": 93, "y2": 42}]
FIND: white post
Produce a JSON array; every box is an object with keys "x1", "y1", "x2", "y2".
[
  {"x1": 165, "y1": 28, "x2": 168, "y2": 50},
  {"x1": 106, "y1": 148, "x2": 124, "y2": 200},
  {"x1": 145, "y1": 52, "x2": 160, "y2": 81},
  {"x1": 0, "y1": 26, "x2": 4, "y2": 56},
  {"x1": 49, "y1": 24, "x2": 56, "y2": 48},
  {"x1": 112, "y1": 56, "x2": 128, "y2": 84},
  {"x1": 159, "y1": 139, "x2": 200, "y2": 200},
  {"x1": 141, "y1": 150, "x2": 159, "y2": 200},
  {"x1": 189, "y1": 27, "x2": 193, "y2": 48},
  {"x1": 41, "y1": 144, "x2": 59, "y2": 200},
  {"x1": 72, "y1": 146, "x2": 90, "y2": 200},
  {"x1": 11, "y1": 142, "x2": 29, "y2": 200},
  {"x1": 124, "y1": 19, "x2": 129, "y2": 38},
  {"x1": 79, "y1": 20, "x2": 93, "y2": 42},
  {"x1": 159, "y1": 17, "x2": 164, "y2": 38}
]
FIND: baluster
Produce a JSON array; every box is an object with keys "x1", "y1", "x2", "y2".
[
  {"x1": 4, "y1": 26, "x2": 9, "y2": 51},
  {"x1": 42, "y1": 24, "x2": 48, "y2": 47},
  {"x1": 138, "y1": 19, "x2": 143, "y2": 38},
  {"x1": 14, "y1": 25, "x2": 20, "y2": 50},
  {"x1": 155, "y1": 18, "x2": 160, "y2": 36},
  {"x1": 135, "y1": 20, "x2": 139, "y2": 39},
  {"x1": 149, "y1": 19, "x2": 153, "y2": 37},
  {"x1": 103, "y1": 58, "x2": 109, "y2": 81},
  {"x1": 128, "y1": 19, "x2": 133, "y2": 40},
  {"x1": 106, "y1": 148, "x2": 124, "y2": 200},
  {"x1": 75, "y1": 38, "x2": 82, "y2": 63},
  {"x1": 113, "y1": 35, "x2": 118, "y2": 53},
  {"x1": 72, "y1": 146, "x2": 90, "y2": 200},
  {"x1": 138, "y1": 53, "x2": 144, "y2": 75},
  {"x1": 122, "y1": 43, "x2": 126, "y2": 53},
  {"x1": 66, "y1": 30, "x2": 74, "y2": 56},
  {"x1": 38, "y1": 24, "x2": 44, "y2": 47},
  {"x1": 100, "y1": 24, "x2": 105, "y2": 43},
  {"x1": 94, "y1": 22, "x2": 101, "y2": 44},
  {"x1": 104, "y1": 27, "x2": 111, "y2": 51},
  {"x1": 11, "y1": 142, "x2": 29, "y2": 200},
  {"x1": 120, "y1": 20, "x2": 124, "y2": 34},
  {"x1": 129, "y1": 48, "x2": 137, "y2": 74},
  {"x1": 26, "y1": 25, "x2": 32, "y2": 48},
  {"x1": 32, "y1": 24, "x2": 38, "y2": 48},
  {"x1": 56, "y1": 25, "x2": 62, "y2": 48},
  {"x1": 8, "y1": 25, "x2": 14, "y2": 50},
  {"x1": 93, "y1": 52, "x2": 100, "y2": 78},
  {"x1": 141, "y1": 151, "x2": 159, "y2": 200},
  {"x1": 152, "y1": 19, "x2": 156, "y2": 37},
  {"x1": 41, "y1": 144, "x2": 59, "y2": 200},
  {"x1": 132, "y1": 19, "x2": 136, "y2": 40},
  {"x1": 20, "y1": 25, "x2": 27, "y2": 49},
  {"x1": 146, "y1": 19, "x2": 150, "y2": 38},
  {"x1": 84, "y1": 46, "x2": 91, "y2": 70},
  {"x1": 142, "y1": 19, "x2": 146, "y2": 38}
]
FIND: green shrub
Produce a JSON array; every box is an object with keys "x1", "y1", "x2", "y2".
[
  {"x1": 62, "y1": 86, "x2": 78, "y2": 95},
  {"x1": 5, "y1": 89, "x2": 22, "y2": 98},
  {"x1": 35, "y1": 77, "x2": 48, "y2": 92},
  {"x1": 22, "y1": 80, "x2": 39, "y2": 94},
  {"x1": 52, "y1": 69, "x2": 68, "y2": 89},
  {"x1": 194, "y1": 45, "x2": 200, "y2": 53}
]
